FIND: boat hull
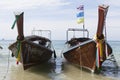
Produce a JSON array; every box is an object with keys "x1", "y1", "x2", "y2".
[
  {"x1": 63, "y1": 38, "x2": 112, "y2": 71},
  {"x1": 9, "y1": 36, "x2": 53, "y2": 70}
]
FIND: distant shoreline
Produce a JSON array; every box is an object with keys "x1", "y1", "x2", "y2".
[{"x1": 0, "y1": 39, "x2": 120, "y2": 42}]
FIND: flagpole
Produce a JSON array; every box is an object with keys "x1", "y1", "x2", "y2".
[
  {"x1": 83, "y1": 6, "x2": 85, "y2": 37},
  {"x1": 83, "y1": 23, "x2": 85, "y2": 37},
  {"x1": 77, "y1": 5, "x2": 85, "y2": 37}
]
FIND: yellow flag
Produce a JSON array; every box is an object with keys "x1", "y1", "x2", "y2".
[{"x1": 77, "y1": 18, "x2": 84, "y2": 24}]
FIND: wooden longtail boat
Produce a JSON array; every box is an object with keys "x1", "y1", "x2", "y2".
[
  {"x1": 8, "y1": 12, "x2": 56, "y2": 70},
  {"x1": 62, "y1": 5, "x2": 112, "y2": 72}
]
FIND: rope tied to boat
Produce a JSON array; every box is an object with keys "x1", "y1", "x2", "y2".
[
  {"x1": 94, "y1": 34, "x2": 104, "y2": 69},
  {"x1": 16, "y1": 40, "x2": 22, "y2": 64}
]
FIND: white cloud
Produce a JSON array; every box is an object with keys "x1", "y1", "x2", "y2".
[
  {"x1": 0, "y1": 0, "x2": 120, "y2": 40},
  {"x1": 0, "y1": 0, "x2": 71, "y2": 10}
]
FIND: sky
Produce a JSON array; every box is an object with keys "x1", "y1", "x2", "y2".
[{"x1": 0, "y1": 0, "x2": 120, "y2": 40}]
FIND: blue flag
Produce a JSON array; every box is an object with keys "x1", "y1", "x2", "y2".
[{"x1": 77, "y1": 12, "x2": 84, "y2": 17}]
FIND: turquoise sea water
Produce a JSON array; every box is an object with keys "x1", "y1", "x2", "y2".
[{"x1": 0, "y1": 40, "x2": 120, "y2": 80}]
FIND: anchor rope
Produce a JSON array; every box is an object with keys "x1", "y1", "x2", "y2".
[{"x1": 2, "y1": 44, "x2": 11, "y2": 80}]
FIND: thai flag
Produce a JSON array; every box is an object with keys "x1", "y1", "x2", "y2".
[{"x1": 77, "y1": 5, "x2": 84, "y2": 10}]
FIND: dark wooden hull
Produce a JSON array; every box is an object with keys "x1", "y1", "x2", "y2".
[
  {"x1": 63, "y1": 38, "x2": 112, "y2": 72},
  {"x1": 9, "y1": 35, "x2": 53, "y2": 70}
]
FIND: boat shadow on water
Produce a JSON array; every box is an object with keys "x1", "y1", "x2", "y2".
[
  {"x1": 9, "y1": 57, "x2": 64, "y2": 80},
  {"x1": 101, "y1": 59, "x2": 120, "y2": 78},
  {"x1": 1, "y1": 52, "x2": 119, "y2": 80}
]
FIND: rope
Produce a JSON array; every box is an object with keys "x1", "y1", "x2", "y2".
[
  {"x1": 51, "y1": 43, "x2": 57, "y2": 59},
  {"x1": 16, "y1": 41, "x2": 21, "y2": 64},
  {"x1": 73, "y1": 46, "x2": 83, "y2": 71},
  {"x1": 60, "y1": 43, "x2": 68, "y2": 58},
  {"x1": 95, "y1": 34, "x2": 104, "y2": 70},
  {"x1": 104, "y1": 18, "x2": 109, "y2": 57},
  {"x1": 78, "y1": 47, "x2": 82, "y2": 71},
  {"x1": 76, "y1": 46, "x2": 83, "y2": 76},
  {"x1": 96, "y1": 42, "x2": 100, "y2": 69},
  {"x1": 2, "y1": 44, "x2": 11, "y2": 80}
]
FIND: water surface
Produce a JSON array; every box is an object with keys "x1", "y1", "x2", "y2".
[{"x1": 0, "y1": 40, "x2": 120, "y2": 80}]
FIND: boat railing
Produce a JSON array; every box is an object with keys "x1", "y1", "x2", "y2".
[
  {"x1": 31, "y1": 29, "x2": 51, "y2": 40},
  {"x1": 63, "y1": 39, "x2": 95, "y2": 53},
  {"x1": 66, "y1": 28, "x2": 89, "y2": 41}
]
